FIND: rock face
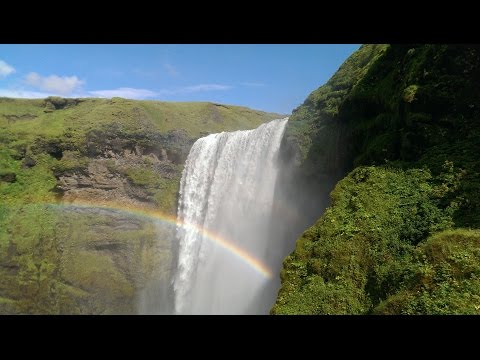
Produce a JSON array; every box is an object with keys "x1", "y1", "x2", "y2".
[
  {"x1": 57, "y1": 147, "x2": 180, "y2": 209},
  {"x1": 0, "y1": 135, "x2": 182, "y2": 314},
  {"x1": 5, "y1": 129, "x2": 196, "y2": 314},
  {"x1": 269, "y1": 45, "x2": 389, "y2": 272},
  {"x1": 0, "y1": 204, "x2": 174, "y2": 315}
]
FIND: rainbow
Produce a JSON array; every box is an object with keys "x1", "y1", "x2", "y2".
[{"x1": 38, "y1": 199, "x2": 273, "y2": 279}]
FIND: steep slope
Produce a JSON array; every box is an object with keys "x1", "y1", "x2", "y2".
[
  {"x1": 271, "y1": 45, "x2": 389, "y2": 249},
  {"x1": 273, "y1": 44, "x2": 480, "y2": 314},
  {"x1": 0, "y1": 97, "x2": 281, "y2": 314}
]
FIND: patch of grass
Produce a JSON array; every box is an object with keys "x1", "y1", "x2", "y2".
[
  {"x1": 403, "y1": 85, "x2": 419, "y2": 103},
  {"x1": 272, "y1": 165, "x2": 460, "y2": 314},
  {"x1": 0, "y1": 152, "x2": 58, "y2": 206},
  {"x1": 152, "y1": 177, "x2": 181, "y2": 214},
  {"x1": 374, "y1": 229, "x2": 480, "y2": 314},
  {"x1": 53, "y1": 150, "x2": 89, "y2": 174},
  {"x1": 139, "y1": 101, "x2": 282, "y2": 137},
  {"x1": 124, "y1": 167, "x2": 181, "y2": 213}
]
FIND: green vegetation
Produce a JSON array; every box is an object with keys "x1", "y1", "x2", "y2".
[
  {"x1": 0, "y1": 96, "x2": 279, "y2": 314},
  {"x1": 375, "y1": 229, "x2": 480, "y2": 315},
  {"x1": 275, "y1": 44, "x2": 480, "y2": 314},
  {"x1": 273, "y1": 165, "x2": 461, "y2": 314},
  {"x1": 284, "y1": 44, "x2": 389, "y2": 166},
  {"x1": 0, "y1": 96, "x2": 279, "y2": 209},
  {"x1": 124, "y1": 166, "x2": 181, "y2": 213},
  {"x1": 0, "y1": 204, "x2": 172, "y2": 314},
  {"x1": 0, "y1": 97, "x2": 280, "y2": 144}
]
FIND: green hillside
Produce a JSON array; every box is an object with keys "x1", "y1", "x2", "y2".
[{"x1": 273, "y1": 44, "x2": 480, "y2": 314}]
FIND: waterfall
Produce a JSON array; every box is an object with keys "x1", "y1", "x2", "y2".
[{"x1": 174, "y1": 118, "x2": 288, "y2": 314}]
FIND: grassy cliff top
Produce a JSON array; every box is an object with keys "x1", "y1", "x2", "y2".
[{"x1": 0, "y1": 96, "x2": 282, "y2": 142}]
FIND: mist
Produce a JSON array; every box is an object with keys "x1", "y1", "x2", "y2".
[{"x1": 136, "y1": 117, "x2": 340, "y2": 314}]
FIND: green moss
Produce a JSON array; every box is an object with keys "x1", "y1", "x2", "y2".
[
  {"x1": 284, "y1": 44, "x2": 389, "y2": 164},
  {"x1": 275, "y1": 44, "x2": 480, "y2": 315},
  {"x1": 62, "y1": 250, "x2": 134, "y2": 309},
  {"x1": 0, "y1": 153, "x2": 58, "y2": 205},
  {"x1": 272, "y1": 166, "x2": 461, "y2": 315},
  {"x1": 153, "y1": 177, "x2": 180, "y2": 214},
  {"x1": 53, "y1": 151, "x2": 89, "y2": 174},
  {"x1": 125, "y1": 167, "x2": 158, "y2": 187},
  {"x1": 374, "y1": 229, "x2": 480, "y2": 314},
  {"x1": 123, "y1": 167, "x2": 181, "y2": 213},
  {"x1": 403, "y1": 85, "x2": 419, "y2": 103},
  {"x1": 0, "y1": 204, "x2": 174, "y2": 314}
]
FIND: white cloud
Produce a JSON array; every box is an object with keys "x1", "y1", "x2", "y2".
[
  {"x1": 164, "y1": 63, "x2": 179, "y2": 77},
  {"x1": 89, "y1": 87, "x2": 157, "y2": 99},
  {"x1": 0, "y1": 60, "x2": 15, "y2": 78},
  {"x1": 241, "y1": 82, "x2": 266, "y2": 87},
  {"x1": 85, "y1": 83, "x2": 231, "y2": 99},
  {"x1": 24, "y1": 72, "x2": 84, "y2": 95},
  {"x1": 181, "y1": 84, "x2": 231, "y2": 92},
  {"x1": 158, "y1": 84, "x2": 232, "y2": 96},
  {"x1": 0, "y1": 82, "x2": 231, "y2": 101},
  {"x1": 0, "y1": 89, "x2": 56, "y2": 98},
  {"x1": 0, "y1": 87, "x2": 155, "y2": 100}
]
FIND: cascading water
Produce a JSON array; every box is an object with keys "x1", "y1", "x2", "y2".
[{"x1": 174, "y1": 118, "x2": 288, "y2": 314}]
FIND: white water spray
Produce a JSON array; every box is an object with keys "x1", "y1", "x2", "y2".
[{"x1": 174, "y1": 118, "x2": 288, "y2": 314}]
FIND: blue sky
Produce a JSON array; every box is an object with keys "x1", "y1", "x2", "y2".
[{"x1": 0, "y1": 44, "x2": 360, "y2": 114}]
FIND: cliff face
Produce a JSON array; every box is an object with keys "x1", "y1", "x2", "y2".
[
  {"x1": 0, "y1": 97, "x2": 281, "y2": 314},
  {"x1": 281, "y1": 44, "x2": 388, "y2": 173},
  {"x1": 273, "y1": 44, "x2": 480, "y2": 314},
  {"x1": 269, "y1": 45, "x2": 389, "y2": 276}
]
